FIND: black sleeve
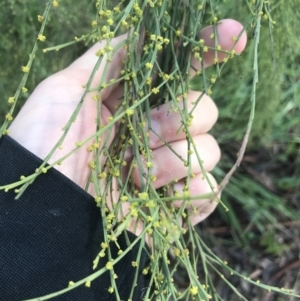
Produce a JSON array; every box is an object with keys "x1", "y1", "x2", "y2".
[{"x1": 0, "y1": 135, "x2": 150, "y2": 301}]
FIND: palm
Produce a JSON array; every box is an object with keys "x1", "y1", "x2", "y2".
[
  {"x1": 9, "y1": 69, "x2": 121, "y2": 200},
  {"x1": 9, "y1": 20, "x2": 247, "y2": 240}
]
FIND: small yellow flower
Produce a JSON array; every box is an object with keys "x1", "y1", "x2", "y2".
[
  {"x1": 190, "y1": 285, "x2": 198, "y2": 295},
  {"x1": 212, "y1": 16, "x2": 218, "y2": 23},
  {"x1": 104, "y1": 45, "x2": 113, "y2": 52},
  {"x1": 91, "y1": 20, "x2": 97, "y2": 27},
  {"x1": 130, "y1": 207, "x2": 138, "y2": 217},
  {"x1": 104, "y1": 10, "x2": 112, "y2": 17},
  {"x1": 8, "y1": 97, "x2": 14, "y2": 104},
  {"x1": 131, "y1": 261, "x2": 138, "y2": 267},
  {"x1": 21, "y1": 87, "x2": 28, "y2": 93},
  {"x1": 150, "y1": 175, "x2": 157, "y2": 182},
  {"x1": 157, "y1": 36, "x2": 163, "y2": 42},
  {"x1": 101, "y1": 242, "x2": 108, "y2": 249},
  {"x1": 147, "y1": 228, "x2": 153, "y2": 235},
  {"x1": 106, "y1": 261, "x2": 113, "y2": 270},
  {"x1": 93, "y1": 142, "x2": 100, "y2": 148},
  {"x1": 145, "y1": 62, "x2": 153, "y2": 70},
  {"x1": 146, "y1": 200, "x2": 156, "y2": 208},
  {"x1": 85, "y1": 281, "x2": 91, "y2": 288},
  {"x1": 22, "y1": 66, "x2": 30, "y2": 73},
  {"x1": 174, "y1": 248, "x2": 181, "y2": 256},
  {"x1": 121, "y1": 20, "x2": 128, "y2": 27},
  {"x1": 194, "y1": 52, "x2": 201, "y2": 60},
  {"x1": 92, "y1": 95, "x2": 99, "y2": 101},
  {"x1": 52, "y1": 0, "x2": 58, "y2": 7},
  {"x1": 37, "y1": 15, "x2": 44, "y2": 22},
  {"x1": 37, "y1": 34, "x2": 46, "y2": 42},
  {"x1": 96, "y1": 49, "x2": 105, "y2": 57},
  {"x1": 126, "y1": 108, "x2": 134, "y2": 116},
  {"x1": 147, "y1": 0, "x2": 155, "y2": 7},
  {"x1": 107, "y1": 18, "x2": 114, "y2": 25},
  {"x1": 120, "y1": 195, "x2": 128, "y2": 202},
  {"x1": 98, "y1": 172, "x2": 107, "y2": 179},
  {"x1": 108, "y1": 286, "x2": 114, "y2": 293},
  {"x1": 5, "y1": 113, "x2": 13, "y2": 121},
  {"x1": 163, "y1": 38, "x2": 170, "y2": 44},
  {"x1": 68, "y1": 281, "x2": 75, "y2": 287},
  {"x1": 113, "y1": 6, "x2": 120, "y2": 13},
  {"x1": 138, "y1": 192, "x2": 149, "y2": 200},
  {"x1": 146, "y1": 77, "x2": 152, "y2": 85},
  {"x1": 95, "y1": 196, "x2": 101, "y2": 203},
  {"x1": 152, "y1": 87, "x2": 159, "y2": 94},
  {"x1": 150, "y1": 34, "x2": 156, "y2": 41},
  {"x1": 146, "y1": 161, "x2": 153, "y2": 168}
]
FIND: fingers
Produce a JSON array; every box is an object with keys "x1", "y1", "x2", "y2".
[
  {"x1": 148, "y1": 91, "x2": 218, "y2": 149},
  {"x1": 135, "y1": 133, "x2": 220, "y2": 188},
  {"x1": 173, "y1": 173, "x2": 219, "y2": 225},
  {"x1": 190, "y1": 19, "x2": 247, "y2": 77},
  {"x1": 65, "y1": 19, "x2": 247, "y2": 100}
]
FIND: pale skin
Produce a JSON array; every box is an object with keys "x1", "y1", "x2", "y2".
[{"x1": 9, "y1": 19, "x2": 247, "y2": 243}]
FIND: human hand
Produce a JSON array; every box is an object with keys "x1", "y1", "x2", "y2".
[{"x1": 9, "y1": 19, "x2": 247, "y2": 241}]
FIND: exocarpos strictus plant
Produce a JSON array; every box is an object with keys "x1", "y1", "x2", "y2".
[{"x1": 1, "y1": 0, "x2": 299, "y2": 300}]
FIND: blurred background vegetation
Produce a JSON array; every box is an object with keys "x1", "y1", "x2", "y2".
[{"x1": 1, "y1": 0, "x2": 299, "y2": 299}]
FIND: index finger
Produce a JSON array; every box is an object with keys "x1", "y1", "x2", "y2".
[{"x1": 190, "y1": 19, "x2": 247, "y2": 77}]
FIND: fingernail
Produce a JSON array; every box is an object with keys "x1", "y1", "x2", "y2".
[{"x1": 149, "y1": 119, "x2": 161, "y2": 146}]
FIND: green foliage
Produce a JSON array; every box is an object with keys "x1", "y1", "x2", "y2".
[
  {"x1": 213, "y1": 0, "x2": 300, "y2": 147},
  {"x1": 210, "y1": 0, "x2": 300, "y2": 239},
  {"x1": 259, "y1": 230, "x2": 290, "y2": 256},
  {"x1": 0, "y1": 0, "x2": 94, "y2": 119}
]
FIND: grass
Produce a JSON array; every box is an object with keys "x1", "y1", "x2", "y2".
[
  {"x1": 1, "y1": 0, "x2": 299, "y2": 300},
  {"x1": 198, "y1": 1, "x2": 300, "y2": 298}
]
